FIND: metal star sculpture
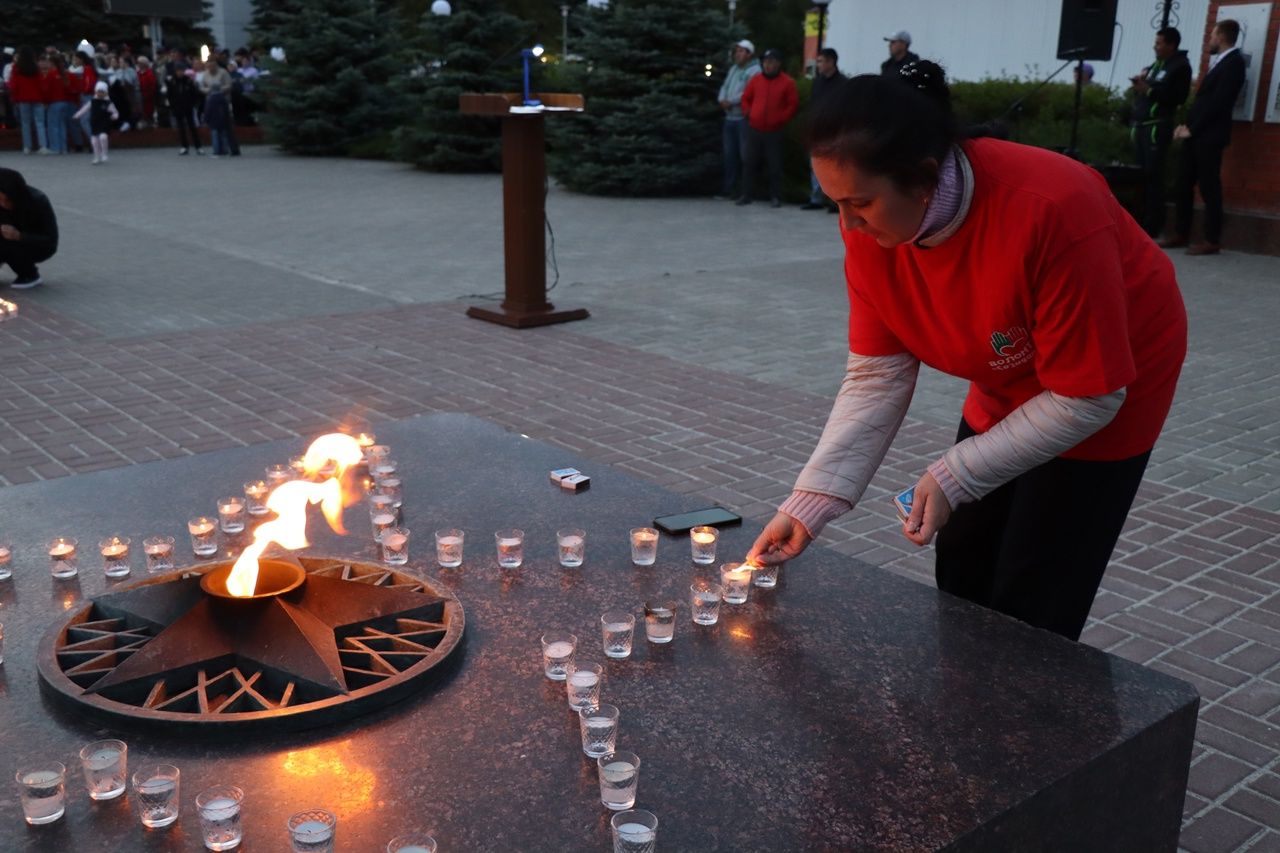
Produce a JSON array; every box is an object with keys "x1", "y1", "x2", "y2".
[{"x1": 39, "y1": 559, "x2": 464, "y2": 730}]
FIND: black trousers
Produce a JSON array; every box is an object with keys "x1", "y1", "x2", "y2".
[
  {"x1": 1134, "y1": 121, "x2": 1173, "y2": 238},
  {"x1": 935, "y1": 420, "x2": 1151, "y2": 641},
  {"x1": 172, "y1": 105, "x2": 200, "y2": 150},
  {"x1": 0, "y1": 240, "x2": 55, "y2": 279},
  {"x1": 1174, "y1": 137, "x2": 1226, "y2": 244},
  {"x1": 742, "y1": 127, "x2": 783, "y2": 202}
]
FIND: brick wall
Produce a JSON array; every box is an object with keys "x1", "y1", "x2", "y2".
[{"x1": 1206, "y1": 1, "x2": 1280, "y2": 216}]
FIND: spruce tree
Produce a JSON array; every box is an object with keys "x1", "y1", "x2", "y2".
[
  {"x1": 254, "y1": 0, "x2": 403, "y2": 156},
  {"x1": 547, "y1": 0, "x2": 729, "y2": 196},
  {"x1": 394, "y1": 0, "x2": 536, "y2": 172}
]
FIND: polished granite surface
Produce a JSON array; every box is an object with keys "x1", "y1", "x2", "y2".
[{"x1": 0, "y1": 414, "x2": 1198, "y2": 851}]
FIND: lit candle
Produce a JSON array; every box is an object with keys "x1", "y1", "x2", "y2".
[
  {"x1": 101, "y1": 543, "x2": 127, "y2": 559},
  {"x1": 0, "y1": 545, "x2": 11, "y2": 563},
  {"x1": 355, "y1": 432, "x2": 375, "y2": 450},
  {"x1": 188, "y1": 520, "x2": 215, "y2": 536},
  {"x1": 144, "y1": 541, "x2": 172, "y2": 557},
  {"x1": 383, "y1": 532, "x2": 407, "y2": 550},
  {"x1": 691, "y1": 531, "x2": 715, "y2": 545},
  {"x1": 49, "y1": 542, "x2": 75, "y2": 558}
]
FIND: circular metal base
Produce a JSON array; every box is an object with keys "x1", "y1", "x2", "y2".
[
  {"x1": 200, "y1": 559, "x2": 306, "y2": 599},
  {"x1": 37, "y1": 556, "x2": 464, "y2": 734}
]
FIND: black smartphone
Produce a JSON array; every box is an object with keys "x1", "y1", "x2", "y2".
[{"x1": 653, "y1": 506, "x2": 743, "y2": 535}]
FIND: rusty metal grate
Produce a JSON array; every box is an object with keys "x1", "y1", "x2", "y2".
[{"x1": 37, "y1": 557, "x2": 464, "y2": 734}]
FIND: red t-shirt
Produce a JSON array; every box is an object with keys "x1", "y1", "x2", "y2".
[{"x1": 843, "y1": 137, "x2": 1186, "y2": 461}]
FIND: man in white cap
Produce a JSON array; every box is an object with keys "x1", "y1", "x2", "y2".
[
  {"x1": 881, "y1": 30, "x2": 919, "y2": 78},
  {"x1": 715, "y1": 39, "x2": 761, "y2": 200}
]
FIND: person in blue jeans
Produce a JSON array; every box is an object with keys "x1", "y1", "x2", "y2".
[
  {"x1": 8, "y1": 47, "x2": 47, "y2": 153},
  {"x1": 715, "y1": 40, "x2": 760, "y2": 199}
]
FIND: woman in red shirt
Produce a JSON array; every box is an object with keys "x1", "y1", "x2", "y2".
[
  {"x1": 41, "y1": 55, "x2": 71, "y2": 154},
  {"x1": 748, "y1": 63, "x2": 1187, "y2": 641},
  {"x1": 8, "y1": 46, "x2": 47, "y2": 154}
]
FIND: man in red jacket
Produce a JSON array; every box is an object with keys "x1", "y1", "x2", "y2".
[{"x1": 738, "y1": 48, "x2": 798, "y2": 207}]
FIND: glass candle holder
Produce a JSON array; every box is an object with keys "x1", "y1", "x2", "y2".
[
  {"x1": 566, "y1": 661, "x2": 603, "y2": 710},
  {"x1": 630, "y1": 527, "x2": 658, "y2": 566},
  {"x1": 598, "y1": 751, "x2": 640, "y2": 811},
  {"x1": 143, "y1": 535, "x2": 176, "y2": 573},
  {"x1": 557, "y1": 528, "x2": 585, "y2": 567},
  {"x1": 288, "y1": 808, "x2": 337, "y2": 853},
  {"x1": 643, "y1": 600, "x2": 676, "y2": 644},
  {"x1": 690, "y1": 581, "x2": 723, "y2": 625},
  {"x1": 601, "y1": 611, "x2": 635, "y2": 660},
  {"x1": 690, "y1": 526, "x2": 718, "y2": 565},
  {"x1": 217, "y1": 497, "x2": 246, "y2": 534},
  {"x1": 370, "y1": 457, "x2": 398, "y2": 482},
  {"x1": 611, "y1": 809, "x2": 658, "y2": 851},
  {"x1": 370, "y1": 502, "x2": 398, "y2": 543},
  {"x1": 16, "y1": 762, "x2": 66, "y2": 825},
  {"x1": 379, "y1": 527, "x2": 410, "y2": 566},
  {"x1": 541, "y1": 631, "x2": 577, "y2": 681},
  {"x1": 752, "y1": 561, "x2": 780, "y2": 588},
  {"x1": 435, "y1": 529, "x2": 464, "y2": 568},
  {"x1": 376, "y1": 475, "x2": 403, "y2": 509},
  {"x1": 365, "y1": 444, "x2": 391, "y2": 467},
  {"x1": 580, "y1": 703, "x2": 620, "y2": 758},
  {"x1": 244, "y1": 480, "x2": 270, "y2": 517},
  {"x1": 99, "y1": 535, "x2": 131, "y2": 579},
  {"x1": 265, "y1": 463, "x2": 293, "y2": 488},
  {"x1": 495, "y1": 529, "x2": 524, "y2": 569},
  {"x1": 387, "y1": 835, "x2": 437, "y2": 853},
  {"x1": 197, "y1": 784, "x2": 244, "y2": 852},
  {"x1": 47, "y1": 536, "x2": 79, "y2": 579},
  {"x1": 79, "y1": 738, "x2": 128, "y2": 800},
  {"x1": 132, "y1": 763, "x2": 180, "y2": 829},
  {"x1": 0, "y1": 537, "x2": 12, "y2": 580},
  {"x1": 288, "y1": 455, "x2": 307, "y2": 479},
  {"x1": 188, "y1": 517, "x2": 218, "y2": 557},
  {"x1": 720, "y1": 562, "x2": 753, "y2": 605}
]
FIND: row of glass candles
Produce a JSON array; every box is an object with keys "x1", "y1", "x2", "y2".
[
  {"x1": 0, "y1": 433, "x2": 399, "y2": 582},
  {"x1": 14, "y1": 736, "x2": 436, "y2": 852}
]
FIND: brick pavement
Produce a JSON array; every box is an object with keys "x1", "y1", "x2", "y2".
[{"x1": 1, "y1": 150, "x2": 1278, "y2": 850}]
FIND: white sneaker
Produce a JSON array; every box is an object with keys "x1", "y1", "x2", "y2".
[
  {"x1": 92, "y1": 156, "x2": 101, "y2": 165},
  {"x1": 120, "y1": 122, "x2": 130, "y2": 132},
  {"x1": 12, "y1": 274, "x2": 43, "y2": 290},
  {"x1": 101, "y1": 155, "x2": 108, "y2": 163}
]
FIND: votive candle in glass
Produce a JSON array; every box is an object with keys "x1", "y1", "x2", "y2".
[
  {"x1": 99, "y1": 535, "x2": 131, "y2": 578},
  {"x1": 188, "y1": 517, "x2": 218, "y2": 557},
  {"x1": 720, "y1": 562, "x2": 753, "y2": 604},
  {"x1": 243, "y1": 480, "x2": 270, "y2": 516},
  {"x1": 0, "y1": 537, "x2": 12, "y2": 580},
  {"x1": 142, "y1": 535, "x2": 175, "y2": 573},
  {"x1": 217, "y1": 497, "x2": 246, "y2": 534},
  {"x1": 48, "y1": 537, "x2": 79, "y2": 579},
  {"x1": 690, "y1": 526, "x2": 718, "y2": 565}
]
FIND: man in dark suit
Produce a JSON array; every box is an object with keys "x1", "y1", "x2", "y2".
[{"x1": 1161, "y1": 19, "x2": 1246, "y2": 255}]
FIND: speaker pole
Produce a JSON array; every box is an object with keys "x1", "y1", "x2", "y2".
[
  {"x1": 1160, "y1": 0, "x2": 1172, "y2": 29},
  {"x1": 1067, "y1": 58, "x2": 1084, "y2": 160}
]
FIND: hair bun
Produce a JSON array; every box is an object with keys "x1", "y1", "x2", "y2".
[{"x1": 898, "y1": 60, "x2": 951, "y2": 108}]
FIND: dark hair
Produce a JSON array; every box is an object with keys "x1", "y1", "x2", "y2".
[
  {"x1": 14, "y1": 45, "x2": 39, "y2": 77},
  {"x1": 1215, "y1": 19, "x2": 1240, "y2": 45},
  {"x1": 1156, "y1": 26, "x2": 1181, "y2": 48},
  {"x1": 818, "y1": 47, "x2": 838, "y2": 63},
  {"x1": 808, "y1": 59, "x2": 958, "y2": 193}
]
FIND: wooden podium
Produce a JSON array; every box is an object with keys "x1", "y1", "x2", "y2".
[{"x1": 460, "y1": 92, "x2": 589, "y2": 328}]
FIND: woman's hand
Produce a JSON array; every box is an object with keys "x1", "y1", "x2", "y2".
[
  {"x1": 903, "y1": 471, "x2": 952, "y2": 546},
  {"x1": 747, "y1": 512, "x2": 814, "y2": 566}
]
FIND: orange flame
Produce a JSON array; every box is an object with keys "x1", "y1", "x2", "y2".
[{"x1": 225, "y1": 433, "x2": 364, "y2": 597}]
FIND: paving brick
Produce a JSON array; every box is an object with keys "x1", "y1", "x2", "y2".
[
  {"x1": 1189, "y1": 751, "x2": 1258, "y2": 799},
  {"x1": 1179, "y1": 806, "x2": 1266, "y2": 853}
]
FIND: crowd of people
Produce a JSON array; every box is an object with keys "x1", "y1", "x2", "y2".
[
  {"x1": 0, "y1": 40, "x2": 262, "y2": 161},
  {"x1": 716, "y1": 20, "x2": 1247, "y2": 255}
]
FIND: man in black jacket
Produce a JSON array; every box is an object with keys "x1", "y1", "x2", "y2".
[
  {"x1": 1130, "y1": 27, "x2": 1191, "y2": 238},
  {"x1": 0, "y1": 168, "x2": 58, "y2": 290},
  {"x1": 1162, "y1": 19, "x2": 1246, "y2": 255},
  {"x1": 802, "y1": 48, "x2": 847, "y2": 211},
  {"x1": 881, "y1": 30, "x2": 919, "y2": 78}
]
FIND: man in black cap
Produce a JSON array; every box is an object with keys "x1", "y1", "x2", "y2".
[
  {"x1": 0, "y1": 168, "x2": 58, "y2": 290},
  {"x1": 881, "y1": 30, "x2": 919, "y2": 78}
]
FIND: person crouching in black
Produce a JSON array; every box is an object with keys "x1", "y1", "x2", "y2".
[{"x1": 0, "y1": 168, "x2": 59, "y2": 290}]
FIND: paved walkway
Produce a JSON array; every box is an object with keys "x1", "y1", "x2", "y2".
[{"x1": 2, "y1": 148, "x2": 1279, "y2": 851}]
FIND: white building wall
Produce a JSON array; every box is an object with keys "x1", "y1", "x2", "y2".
[
  {"x1": 207, "y1": 0, "x2": 255, "y2": 52},
  {"x1": 825, "y1": 0, "x2": 1211, "y2": 90}
]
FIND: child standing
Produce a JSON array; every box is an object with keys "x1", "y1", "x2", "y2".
[{"x1": 72, "y1": 82, "x2": 118, "y2": 164}]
